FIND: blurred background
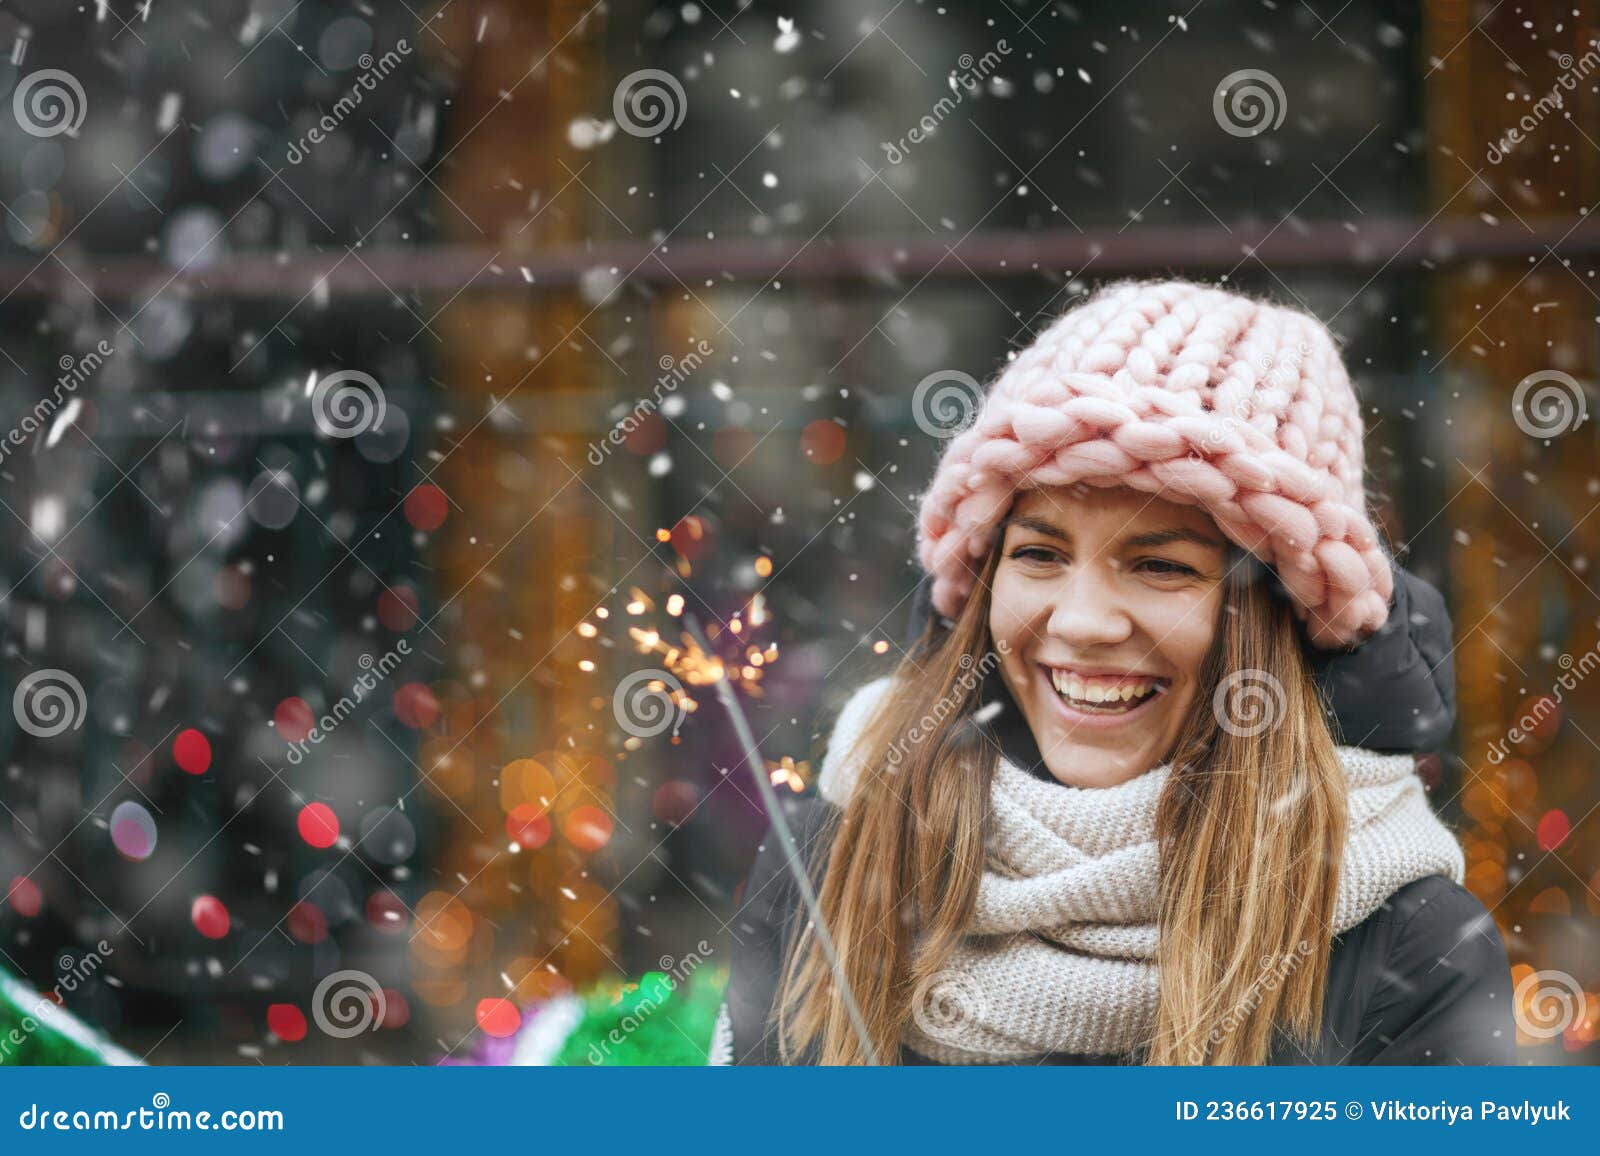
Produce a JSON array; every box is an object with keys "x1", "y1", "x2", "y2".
[{"x1": 0, "y1": 0, "x2": 1595, "y2": 1064}]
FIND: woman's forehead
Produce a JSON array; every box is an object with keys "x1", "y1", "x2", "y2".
[{"x1": 1009, "y1": 484, "x2": 1222, "y2": 537}]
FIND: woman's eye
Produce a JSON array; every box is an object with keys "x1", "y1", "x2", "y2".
[
  {"x1": 1008, "y1": 545, "x2": 1059, "y2": 566},
  {"x1": 1137, "y1": 558, "x2": 1198, "y2": 577}
]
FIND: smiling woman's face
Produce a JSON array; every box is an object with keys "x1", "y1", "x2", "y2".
[{"x1": 987, "y1": 484, "x2": 1231, "y2": 788}]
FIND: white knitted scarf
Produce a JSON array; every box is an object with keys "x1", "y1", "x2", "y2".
[{"x1": 817, "y1": 678, "x2": 1466, "y2": 1063}]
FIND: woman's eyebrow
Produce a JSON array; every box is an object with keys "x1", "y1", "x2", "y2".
[
  {"x1": 1124, "y1": 527, "x2": 1228, "y2": 551},
  {"x1": 999, "y1": 515, "x2": 1067, "y2": 540},
  {"x1": 1000, "y1": 518, "x2": 1226, "y2": 552}
]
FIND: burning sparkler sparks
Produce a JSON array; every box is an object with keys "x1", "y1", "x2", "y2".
[{"x1": 576, "y1": 576, "x2": 779, "y2": 757}]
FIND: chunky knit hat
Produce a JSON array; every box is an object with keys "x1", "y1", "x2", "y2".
[{"x1": 917, "y1": 280, "x2": 1392, "y2": 648}]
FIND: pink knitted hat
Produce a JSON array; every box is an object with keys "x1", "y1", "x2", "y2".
[{"x1": 917, "y1": 280, "x2": 1392, "y2": 649}]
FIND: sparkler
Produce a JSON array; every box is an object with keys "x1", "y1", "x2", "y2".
[{"x1": 682, "y1": 611, "x2": 880, "y2": 1065}]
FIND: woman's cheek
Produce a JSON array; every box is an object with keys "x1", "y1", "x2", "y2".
[
  {"x1": 1148, "y1": 602, "x2": 1204, "y2": 645},
  {"x1": 1148, "y1": 589, "x2": 1222, "y2": 668},
  {"x1": 987, "y1": 573, "x2": 1034, "y2": 646}
]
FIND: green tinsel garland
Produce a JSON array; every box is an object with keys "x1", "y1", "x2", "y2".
[
  {"x1": 5, "y1": 960, "x2": 729, "y2": 1066},
  {"x1": 552, "y1": 967, "x2": 727, "y2": 1066},
  {"x1": 0, "y1": 967, "x2": 138, "y2": 1066}
]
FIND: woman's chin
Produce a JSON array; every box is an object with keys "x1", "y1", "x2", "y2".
[
  {"x1": 1028, "y1": 694, "x2": 1175, "y2": 787},
  {"x1": 1038, "y1": 745, "x2": 1161, "y2": 788}
]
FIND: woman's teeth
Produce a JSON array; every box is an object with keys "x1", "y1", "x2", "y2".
[{"x1": 1048, "y1": 669, "x2": 1161, "y2": 713}]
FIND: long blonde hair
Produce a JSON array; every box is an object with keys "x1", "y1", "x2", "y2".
[{"x1": 777, "y1": 545, "x2": 1348, "y2": 1065}]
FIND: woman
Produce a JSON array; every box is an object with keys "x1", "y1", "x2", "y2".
[{"x1": 717, "y1": 280, "x2": 1514, "y2": 1066}]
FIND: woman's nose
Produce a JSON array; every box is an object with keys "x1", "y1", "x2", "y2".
[{"x1": 1043, "y1": 564, "x2": 1135, "y2": 647}]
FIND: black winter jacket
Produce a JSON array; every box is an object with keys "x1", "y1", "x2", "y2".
[{"x1": 724, "y1": 555, "x2": 1515, "y2": 1065}]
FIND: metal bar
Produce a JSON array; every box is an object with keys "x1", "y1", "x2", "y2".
[{"x1": 11, "y1": 215, "x2": 1600, "y2": 300}]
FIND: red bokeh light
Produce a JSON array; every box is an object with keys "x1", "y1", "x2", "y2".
[
  {"x1": 506, "y1": 804, "x2": 552, "y2": 850},
  {"x1": 404, "y1": 484, "x2": 449, "y2": 531},
  {"x1": 378, "y1": 586, "x2": 420, "y2": 631},
  {"x1": 6, "y1": 877, "x2": 41, "y2": 918},
  {"x1": 365, "y1": 889, "x2": 409, "y2": 934},
  {"x1": 190, "y1": 894, "x2": 230, "y2": 939},
  {"x1": 1537, "y1": 809, "x2": 1571, "y2": 852},
  {"x1": 622, "y1": 412, "x2": 668, "y2": 456},
  {"x1": 274, "y1": 697, "x2": 315, "y2": 743},
  {"x1": 393, "y1": 682, "x2": 439, "y2": 729},
  {"x1": 380, "y1": 988, "x2": 410, "y2": 1029},
  {"x1": 287, "y1": 900, "x2": 329, "y2": 944},
  {"x1": 651, "y1": 779, "x2": 699, "y2": 826},
  {"x1": 801, "y1": 419, "x2": 846, "y2": 465},
  {"x1": 563, "y1": 805, "x2": 613, "y2": 852},
  {"x1": 267, "y1": 1004, "x2": 307, "y2": 1042},
  {"x1": 174, "y1": 728, "x2": 212, "y2": 775},
  {"x1": 475, "y1": 998, "x2": 522, "y2": 1038},
  {"x1": 297, "y1": 802, "x2": 340, "y2": 849},
  {"x1": 668, "y1": 514, "x2": 714, "y2": 561}
]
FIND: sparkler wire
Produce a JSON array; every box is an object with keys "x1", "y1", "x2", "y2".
[{"x1": 682, "y1": 613, "x2": 881, "y2": 1066}]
